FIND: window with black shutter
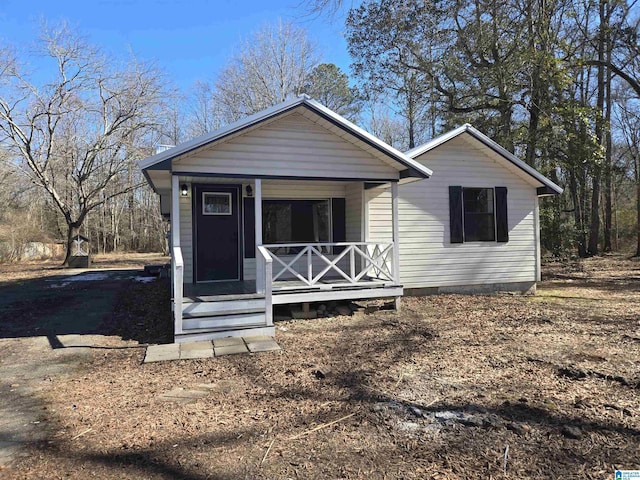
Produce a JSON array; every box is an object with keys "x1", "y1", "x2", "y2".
[
  {"x1": 449, "y1": 186, "x2": 509, "y2": 243},
  {"x1": 463, "y1": 188, "x2": 495, "y2": 241}
]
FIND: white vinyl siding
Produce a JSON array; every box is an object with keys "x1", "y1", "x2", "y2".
[
  {"x1": 262, "y1": 180, "x2": 346, "y2": 199},
  {"x1": 345, "y1": 182, "x2": 363, "y2": 242},
  {"x1": 173, "y1": 113, "x2": 399, "y2": 180},
  {"x1": 368, "y1": 135, "x2": 537, "y2": 288},
  {"x1": 179, "y1": 195, "x2": 193, "y2": 283}
]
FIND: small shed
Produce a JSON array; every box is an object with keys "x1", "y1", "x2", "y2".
[{"x1": 68, "y1": 234, "x2": 91, "y2": 268}]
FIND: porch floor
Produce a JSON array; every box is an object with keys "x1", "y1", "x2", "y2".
[
  {"x1": 184, "y1": 281, "x2": 258, "y2": 301},
  {"x1": 183, "y1": 278, "x2": 399, "y2": 302}
]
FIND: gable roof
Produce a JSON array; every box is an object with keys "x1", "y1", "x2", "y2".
[
  {"x1": 139, "y1": 95, "x2": 433, "y2": 181},
  {"x1": 405, "y1": 124, "x2": 563, "y2": 195}
]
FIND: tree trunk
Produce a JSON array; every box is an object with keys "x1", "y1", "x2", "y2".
[
  {"x1": 588, "y1": 173, "x2": 601, "y2": 256},
  {"x1": 588, "y1": 0, "x2": 607, "y2": 256},
  {"x1": 636, "y1": 158, "x2": 640, "y2": 257},
  {"x1": 568, "y1": 170, "x2": 587, "y2": 257},
  {"x1": 603, "y1": 16, "x2": 613, "y2": 252},
  {"x1": 63, "y1": 222, "x2": 82, "y2": 267}
]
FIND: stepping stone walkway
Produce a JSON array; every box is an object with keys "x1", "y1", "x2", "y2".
[
  {"x1": 143, "y1": 335, "x2": 280, "y2": 363},
  {"x1": 158, "y1": 381, "x2": 239, "y2": 404}
]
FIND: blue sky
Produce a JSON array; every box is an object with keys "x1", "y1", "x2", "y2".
[{"x1": 0, "y1": 0, "x2": 352, "y2": 90}]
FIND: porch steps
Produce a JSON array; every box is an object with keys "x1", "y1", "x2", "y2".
[
  {"x1": 182, "y1": 297, "x2": 265, "y2": 317},
  {"x1": 183, "y1": 312, "x2": 266, "y2": 330},
  {"x1": 178, "y1": 295, "x2": 271, "y2": 343},
  {"x1": 175, "y1": 326, "x2": 276, "y2": 343}
]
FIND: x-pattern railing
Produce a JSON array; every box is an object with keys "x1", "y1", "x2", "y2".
[{"x1": 262, "y1": 242, "x2": 395, "y2": 287}]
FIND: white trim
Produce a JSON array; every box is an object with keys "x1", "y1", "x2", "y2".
[
  {"x1": 257, "y1": 245, "x2": 273, "y2": 326},
  {"x1": 255, "y1": 179, "x2": 264, "y2": 293},
  {"x1": 272, "y1": 286, "x2": 403, "y2": 305},
  {"x1": 406, "y1": 124, "x2": 563, "y2": 195},
  {"x1": 171, "y1": 175, "x2": 183, "y2": 335},
  {"x1": 534, "y1": 196, "x2": 541, "y2": 282},
  {"x1": 391, "y1": 182, "x2": 400, "y2": 283}
]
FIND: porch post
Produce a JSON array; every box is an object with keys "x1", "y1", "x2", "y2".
[
  {"x1": 391, "y1": 181, "x2": 401, "y2": 311},
  {"x1": 171, "y1": 175, "x2": 180, "y2": 249},
  {"x1": 171, "y1": 174, "x2": 183, "y2": 335},
  {"x1": 391, "y1": 181, "x2": 400, "y2": 284},
  {"x1": 255, "y1": 179, "x2": 264, "y2": 293}
]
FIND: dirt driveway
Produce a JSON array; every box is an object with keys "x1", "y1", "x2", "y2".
[{"x1": 0, "y1": 254, "x2": 167, "y2": 467}]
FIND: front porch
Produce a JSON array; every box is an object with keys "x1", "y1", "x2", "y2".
[
  {"x1": 173, "y1": 242, "x2": 402, "y2": 342},
  {"x1": 171, "y1": 177, "x2": 403, "y2": 343}
]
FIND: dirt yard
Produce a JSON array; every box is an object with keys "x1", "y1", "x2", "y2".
[
  {"x1": 0, "y1": 252, "x2": 169, "y2": 284},
  {"x1": 2, "y1": 254, "x2": 639, "y2": 479}
]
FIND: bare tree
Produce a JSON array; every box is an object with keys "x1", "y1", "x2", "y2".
[
  {"x1": 185, "y1": 80, "x2": 224, "y2": 137},
  {"x1": 364, "y1": 90, "x2": 410, "y2": 150},
  {"x1": 0, "y1": 24, "x2": 166, "y2": 265},
  {"x1": 214, "y1": 20, "x2": 319, "y2": 123}
]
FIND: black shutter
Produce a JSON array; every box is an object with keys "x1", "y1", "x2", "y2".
[
  {"x1": 495, "y1": 187, "x2": 509, "y2": 242},
  {"x1": 449, "y1": 186, "x2": 464, "y2": 243},
  {"x1": 332, "y1": 198, "x2": 346, "y2": 253},
  {"x1": 243, "y1": 197, "x2": 255, "y2": 258}
]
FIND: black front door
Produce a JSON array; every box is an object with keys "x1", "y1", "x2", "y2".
[{"x1": 194, "y1": 184, "x2": 241, "y2": 282}]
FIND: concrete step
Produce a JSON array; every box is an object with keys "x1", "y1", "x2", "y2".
[
  {"x1": 182, "y1": 293, "x2": 264, "y2": 303},
  {"x1": 175, "y1": 325, "x2": 276, "y2": 343},
  {"x1": 182, "y1": 312, "x2": 266, "y2": 331},
  {"x1": 182, "y1": 298, "x2": 266, "y2": 317}
]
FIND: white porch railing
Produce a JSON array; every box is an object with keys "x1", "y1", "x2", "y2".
[
  {"x1": 172, "y1": 246, "x2": 184, "y2": 334},
  {"x1": 256, "y1": 246, "x2": 273, "y2": 326},
  {"x1": 262, "y1": 242, "x2": 396, "y2": 289}
]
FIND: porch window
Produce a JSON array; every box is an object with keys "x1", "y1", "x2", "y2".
[{"x1": 263, "y1": 200, "x2": 330, "y2": 250}]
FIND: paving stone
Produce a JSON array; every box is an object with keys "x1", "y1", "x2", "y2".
[
  {"x1": 243, "y1": 335, "x2": 274, "y2": 343},
  {"x1": 195, "y1": 383, "x2": 219, "y2": 391},
  {"x1": 213, "y1": 337, "x2": 245, "y2": 348},
  {"x1": 180, "y1": 349, "x2": 213, "y2": 360},
  {"x1": 158, "y1": 387, "x2": 209, "y2": 404},
  {"x1": 144, "y1": 343, "x2": 180, "y2": 363},
  {"x1": 180, "y1": 341, "x2": 213, "y2": 360},
  {"x1": 245, "y1": 339, "x2": 281, "y2": 353},
  {"x1": 214, "y1": 343, "x2": 249, "y2": 356},
  {"x1": 181, "y1": 341, "x2": 213, "y2": 351}
]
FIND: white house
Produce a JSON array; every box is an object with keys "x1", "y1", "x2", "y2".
[{"x1": 139, "y1": 95, "x2": 561, "y2": 343}]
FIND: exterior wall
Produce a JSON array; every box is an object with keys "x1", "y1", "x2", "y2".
[
  {"x1": 179, "y1": 194, "x2": 194, "y2": 283},
  {"x1": 178, "y1": 180, "x2": 352, "y2": 283},
  {"x1": 368, "y1": 135, "x2": 538, "y2": 289},
  {"x1": 345, "y1": 182, "x2": 363, "y2": 242},
  {"x1": 173, "y1": 113, "x2": 399, "y2": 180}
]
